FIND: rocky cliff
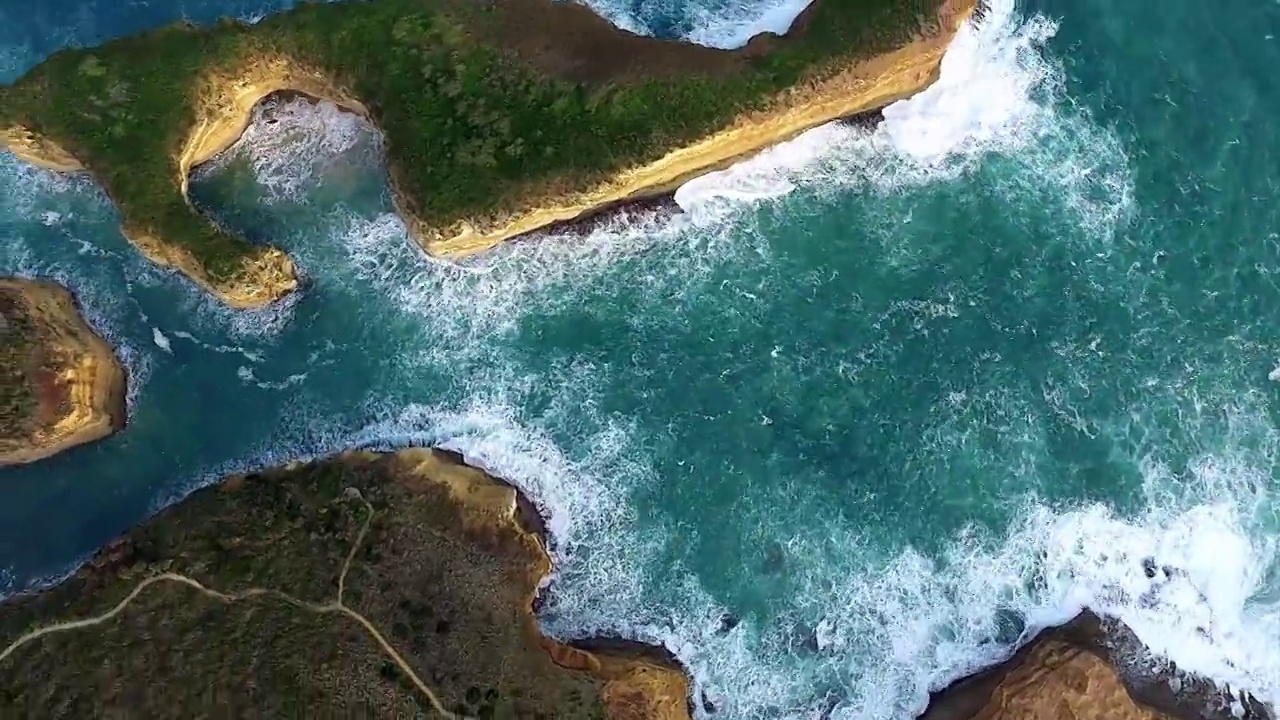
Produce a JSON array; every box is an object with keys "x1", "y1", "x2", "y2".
[
  {"x1": 920, "y1": 610, "x2": 1273, "y2": 720},
  {"x1": 0, "y1": 278, "x2": 126, "y2": 467},
  {"x1": 0, "y1": 448, "x2": 689, "y2": 718}
]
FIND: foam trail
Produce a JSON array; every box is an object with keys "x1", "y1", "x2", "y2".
[{"x1": 151, "y1": 327, "x2": 172, "y2": 353}]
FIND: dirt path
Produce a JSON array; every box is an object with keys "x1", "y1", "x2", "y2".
[{"x1": 0, "y1": 489, "x2": 460, "y2": 719}]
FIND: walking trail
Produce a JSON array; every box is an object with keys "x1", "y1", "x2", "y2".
[{"x1": 0, "y1": 488, "x2": 461, "y2": 719}]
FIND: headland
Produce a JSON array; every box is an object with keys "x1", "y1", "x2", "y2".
[
  {"x1": 0, "y1": 0, "x2": 974, "y2": 307},
  {"x1": 0, "y1": 448, "x2": 690, "y2": 718},
  {"x1": 0, "y1": 278, "x2": 126, "y2": 467},
  {"x1": 920, "y1": 610, "x2": 1273, "y2": 720}
]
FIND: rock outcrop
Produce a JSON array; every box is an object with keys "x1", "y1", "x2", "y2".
[
  {"x1": 0, "y1": 278, "x2": 126, "y2": 467},
  {"x1": 920, "y1": 610, "x2": 1273, "y2": 720}
]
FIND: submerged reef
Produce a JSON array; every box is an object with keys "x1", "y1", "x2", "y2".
[
  {"x1": 0, "y1": 278, "x2": 125, "y2": 467},
  {"x1": 920, "y1": 610, "x2": 1273, "y2": 720},
  {"x1": 0, "y1": 0, "x2": 973, "y2": 306},
  {"x1": 0, "y1": 448, "x2": 690, "y2": 718}
]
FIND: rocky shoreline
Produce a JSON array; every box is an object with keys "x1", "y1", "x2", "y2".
[
  {"x1": 0, "y1": 448, "x2": 690, "y2": 718},
  {"x1": 0, "y1": 278, "x2": 126, "y2": 467},
  {"x1": 1, "y1": 0, "x2": 973, "y2": 309},
  {"x1": 3, "y1": 441, "x2": 1272, "y2": 718},
  {"x1": 920, "y1": 610, "x2": 1273, "y2": 720}
]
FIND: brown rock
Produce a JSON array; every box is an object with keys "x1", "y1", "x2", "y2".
[
  {"x1": 0, "y1": 278, "x2": 126, "y2": 467},
  {"x1": 920, "y1": 611, "x2": 1273, "y2": 720}
]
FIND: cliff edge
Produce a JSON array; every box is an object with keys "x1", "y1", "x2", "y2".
[
  {"x1": 0, "y1": 278, "x2": 126, "y2": 467},
  {"x1": 0, "y1": 448, "x2": 690, "y2": 718},
  {"x1": 0, "y1": 0, "x2": 973, "y2": 307},
  {"x1": 920, "y1": 610, "x2": 1273, "y2": 720}
]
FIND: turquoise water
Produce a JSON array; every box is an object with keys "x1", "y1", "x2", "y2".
[{"x1": 4, "y1": 0, "x2": 1280, "y2": 717}]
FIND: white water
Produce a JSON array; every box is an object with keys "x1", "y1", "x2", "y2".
[
  {"x1": 177, "y1": 0, "x2": 1280, "y2": 716},
  {"x1": 4, "y1": 0, "x2": 1277, "y2": 716}
]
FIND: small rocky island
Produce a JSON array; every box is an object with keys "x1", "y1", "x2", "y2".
[
  {"x1": 0, "y1": 0, "x2": 973, "y2": 306},
  {"x1": 0, "y1": 449, "x2": 689, "y2": 718},
  {"x1": 0, "y1": 278, "x2": 125, "y2": 467}
]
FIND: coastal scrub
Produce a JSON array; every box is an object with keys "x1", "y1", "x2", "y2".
[
  {"x1": 0, "y1": 449, "x2": 690, "y2": 718},
  {"x1": 0, "y1": 0, "x2": 964, "y2": 305}
]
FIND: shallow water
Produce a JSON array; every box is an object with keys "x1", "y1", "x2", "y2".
[{"x1": 4, "y1": 0, "x2": 1280, "y2": 717}]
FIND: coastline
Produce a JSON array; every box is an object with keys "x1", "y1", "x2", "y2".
[
  {"x1": 1, "y1": 0, "x2": 973, "y2": 308},
  {"x1": 175, "y1": 0, "x2": 973, "y2": 259},
  {"x1": 0, "y1": 447, "x2": 691, "y2": 718},
  {"x1": 424, "y1": 0, "x2": 972, "y2": 257},
  {"x1": 2, "y1": 127, "x2": 298, "y2": 309},
  {"x1": 0, "y1": 278, "x2": 127, "y2": 467},
  {"x1": 920, "y1": 611, "x2": 1274, "y2": 720},
  {"x1": 392, "y1": 448, "x2": 694, "y2": 719}
]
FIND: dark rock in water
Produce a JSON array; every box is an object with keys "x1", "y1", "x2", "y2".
[
  {"x1": 918, "y1": 609, "x2": 1274, "y2": 720},
  {"x1": 838, "y1": 107, "x2": 886, "y2": 132},
  {"x1": 1143, "y1": 557, "x2": 1159, "y2": 579},
  {"x1": 701, "y1": 689, "x2": 719, "y2": 714},
  {"x1": 785, "y1": 622, "x2": 822, "y2": 655},
  {"x1": 716, "y1": 612, "x2": 741, "y2": 634},
  {"x1": 762, "y1": 541, "x2": 787, "y2": 575},
  {"x1": 815, "y1": 689, "x2": 843, "y2": 720},
  {"x1": 991, "y1": 607, "x2": 1026, "y2": 646}
]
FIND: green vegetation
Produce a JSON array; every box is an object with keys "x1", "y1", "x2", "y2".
[
  {"x1": 0, "y1": 0, "x2": 941, "y2": 292},
  {"x1": 0, "y1": 450, "x2": 681, "y2": 718},
  {"x1": 0, "y1": 288, "x2": 43, "y2": 442}
]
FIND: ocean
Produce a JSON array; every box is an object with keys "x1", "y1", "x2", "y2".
[{"x1": 3, "y1": 0, "x2": 1279, "y2": 717}]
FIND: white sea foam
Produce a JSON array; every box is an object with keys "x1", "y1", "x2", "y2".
[
  {"x1": 577, "y1": 0, "x2": 813, "y2": 49},
  {"x1": 151, "y1": 327, "x2": 172, "y2": 353},
  {"x1": 682, "y1": 0, "x2": 814, "y2": 49},
  {"x1": 0, "y1": 155, "x2": 156, "y2": 412},
  {"x1": 196, "y1": 97, "x2": 370, "y2": 205},
  {"x1": 159, "y1": 1, "x2": 1280, "y2": 717}
]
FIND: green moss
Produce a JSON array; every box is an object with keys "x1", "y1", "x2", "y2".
[{"x1": 2, "y1": 0, "x2": 942, "y2": 288}]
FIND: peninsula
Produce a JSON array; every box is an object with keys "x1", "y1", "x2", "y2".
[
  {"x1": 0, "y1": 448, "x2": 690, "y2": 718},
  {"x1": 0, "y1": 278, "x2": 126, "y2": 467},
  {"x1": 0, "y1": 0, "x2": 973, "y2": 307}
]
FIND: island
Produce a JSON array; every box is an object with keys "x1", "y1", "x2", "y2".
[
  {"x1": 0, "y1": 0, "x2": 974, "y2": 307},
  {"x1": 0, "y1": 278, "x2": 126, "y2": 467},
  {"x1": 0, "y1": 448, "x2": 690, "y2": 718}
]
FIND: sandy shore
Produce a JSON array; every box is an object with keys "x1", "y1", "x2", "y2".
[{"x1": 0, "y1": 278, "x2": 126, "y2": 467}]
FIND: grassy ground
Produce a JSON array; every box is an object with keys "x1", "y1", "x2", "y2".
[
  {"x1": 0, "y1": 289, "x2": 43, "y2": 443},
  {"x1": 0, "y1": 0, "x2": 940, "y2": 287},
  {"x1": 0, "y1": 450, "x2": 685, "y2": 718}
]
